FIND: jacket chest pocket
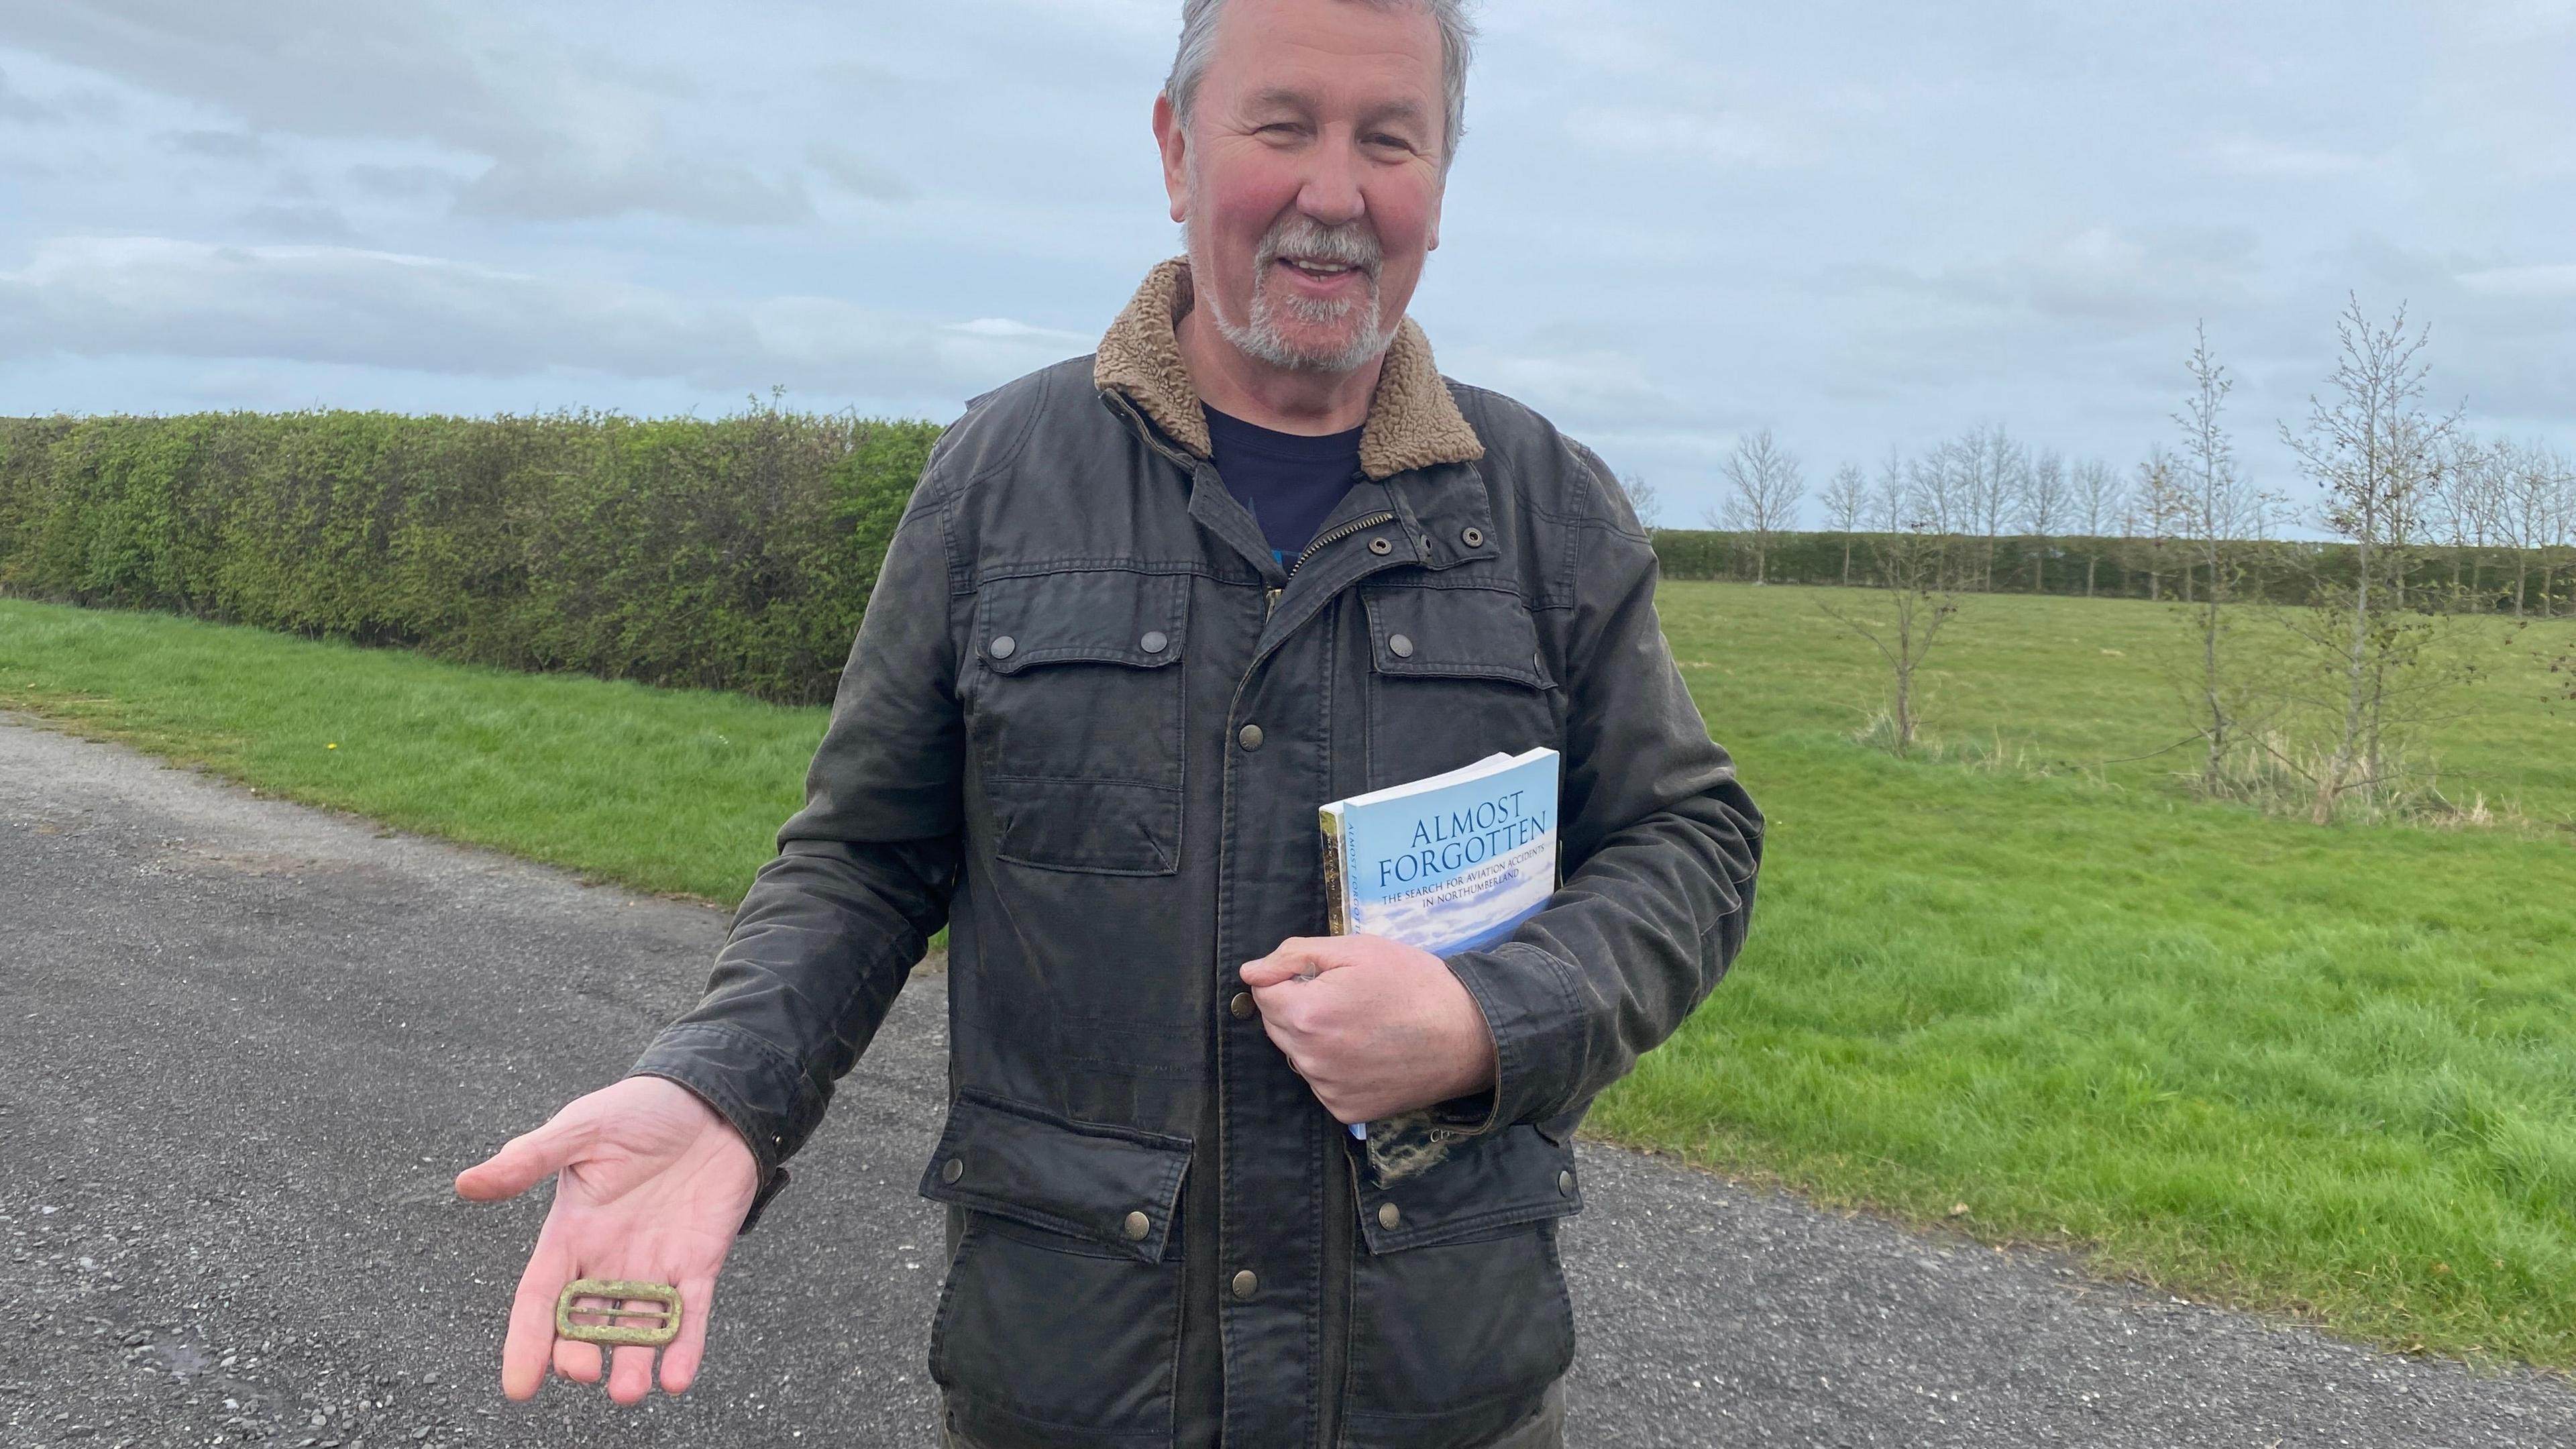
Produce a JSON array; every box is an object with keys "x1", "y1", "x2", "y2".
[
  {"x1": 1361, "y1": 584, "x2": 1560, "y2": 793},
  {"x1": 967, "y1": 569, "x2": 1187, "y2": 875}
]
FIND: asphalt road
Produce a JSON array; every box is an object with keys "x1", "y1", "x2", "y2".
[{"x1": 6, "y1": 715, "x2": 2576, "y2": 1449}]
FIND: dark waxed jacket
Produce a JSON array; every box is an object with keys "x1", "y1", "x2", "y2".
[{"x1": 629, "y1": 259, "x2": 1764, "y2": 1449}]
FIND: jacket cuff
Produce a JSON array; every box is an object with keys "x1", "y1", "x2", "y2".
[
  {"x1": 1442, "y1": 941, "x2": 1585, "y2": 1134},
  {"x1": 626, "y1": 1020, "x2": 822, "y2": 1235}
]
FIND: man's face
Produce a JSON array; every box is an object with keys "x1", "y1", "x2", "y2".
[{"x1": 1157, "y1": 0, "x2": 1448, "y2": 374}]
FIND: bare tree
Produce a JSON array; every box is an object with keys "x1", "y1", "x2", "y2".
[
  {"x1": 2019, "y1": 447, "x2": 2070, "y2": 594},
  {"x1": 2489, "y1": 439, "x2": 2572, "y2": 617},
  {"x1": 1821, "y1": 462, "x2": 1869, "y2": 586},
  {"x1": 1909, "y1": 439, "x2": 1970, "y2": 541},
  {"x1": 2279, "y1": 295, "x2": 2463, "y2": 824},
  {"x1": 1821, "y1": 525, "x2": 1960, "y2": 757},
  {"x1": 2549, "y1": 447, "x2": 2576, "y2": 616},
  {"x1": 2072, "y1": 457, "x2": 2124, "y2": 598},
  {"x1": 1621, "y1": 473, "x2": 1665, "y2": 534},
  {"x1": 1870, "y1": 447, "x2": 1912, "y2": 536},
  {"x1": 1964, "y1": 423, "x2": 2029, "y2": 590},
  {"x1": 1710, "y1": 428, "x2": 1807, "y2": 586},
  {"x1": 2169, "y1": 323, "x2": 2277, "y2": 794},
  {"x1": 2128, "y1": 447, "x2": 2188, "y2": 601},
  {"x1": 2430, "y1": 433, "x2": 2493, "y2": 602}
]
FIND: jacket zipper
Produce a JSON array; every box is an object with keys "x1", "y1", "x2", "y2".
[{"x1": 1268, "y1": 510, "x2": 1398, "y2": 616}]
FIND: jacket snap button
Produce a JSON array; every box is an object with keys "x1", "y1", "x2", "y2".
[
  {"x1": 1368, "y1": 536, "x2": 1392, "y2": 555},
  {"x1": 1238, "y1": 724, "x2": 1265, "y2": 751},
  {"x1": 1462, "y1": 527, "x2": 1485, "y2": 547},
  {"x1": 1377, "y1": 1202, "x2": 1401, "y2": 1230},
  {"x1": 1388, "y1": 634, "x2": 1414, "y2": 659},
  {"x1": 987, "y1": 635, "x2": 1016, "y2": 661},
  {"x1": 941, "y1": 1158, "x2": 964, "y2": 1185},
  {"x1": 1229, "y1": 991, "x2": 1254, "y2": 1019},
  {"x1": 1230, "y1": 1269, "x2": 1258, "y2": 1299},
  {"x1": 1123, "y1": 1211, "x2": 1152, "y2": 1242},
  {"x1": 1556, "y1": 1169, "x2": 1574, "y2": 1197},
  {"x1": 1140, "y1": 630, "x2": 1169, "y2": 654}
]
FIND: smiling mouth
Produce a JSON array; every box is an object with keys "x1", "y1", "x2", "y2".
[{"x1": 1277, "y1": 256, "x2": 1366, "y2": 280}]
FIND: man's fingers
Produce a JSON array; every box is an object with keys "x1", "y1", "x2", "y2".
[
  {"x1": 658, "y1": 1273, "x2": 720, "y2": 1396},
  {"x1": 1237, "y1": 957, "x2": 1309, "y2": 989},
  {"x1": 553, "y1": 1334, "x2": 604, "y2": 1385},
  {"x1": 606, "y1": 1338, "x2": 657, "y2": 1405},
  {"x1": 1240, "y1": 936, "x2": 1350, "y2": 987},
  {"x1": 499, "y1": 1235, "x2": 572, "y2": 1401},
  {"x1": 456, "y1": 1119, "x2": 582, "y2": 1203}
]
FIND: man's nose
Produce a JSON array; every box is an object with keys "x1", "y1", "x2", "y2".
[{"x1": 1292, "y1": 131, "x2": 1368, "y2": 227}]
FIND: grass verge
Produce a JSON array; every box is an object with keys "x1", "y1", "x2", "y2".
[{"x1": 0, "y1": 598, "x2": 818, "y2": 904}]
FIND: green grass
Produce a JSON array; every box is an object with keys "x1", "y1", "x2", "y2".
[
  {"x1": 1609, "y1": 582, "x2": 2576, "y2": 1367},
  {"x1": 7, "y1": 587, "x2": 2576, "y2": 1368},
  {"x1": 0, "y1": 598, "x2": 820, "y2": 904}
]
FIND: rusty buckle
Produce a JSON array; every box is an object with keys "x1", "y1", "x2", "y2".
[{"x1": 554, "y1": 1278, "x2": 683, "y2": 1347}]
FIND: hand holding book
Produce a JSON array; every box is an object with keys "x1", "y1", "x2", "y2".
[
  {"x1": 1246, "y1": 747, "x2": 1560, "y2": 1140},
  {"x1": 1238, "y1": 932, "x2": 1499, "y2": 1128}
]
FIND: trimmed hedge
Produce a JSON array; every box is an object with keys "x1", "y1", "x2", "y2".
[
  {"x1": 0, "y1": 409, "x2": 941, "y2": 705},
  {"x1": 1648, "y1": 528, "x2": 2576, "y2": 613},
  {"x1": 11, "y1": 409, "x2": 2565, "y2": 710}
]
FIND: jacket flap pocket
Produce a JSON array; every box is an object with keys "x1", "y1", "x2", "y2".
[
  {"x1": 918, "y1": 1089, "x2": 1192, "y2": 1263},
  {"x1": 1352, "y1": 1123, "x2": 1581, "y2": 1253},
  {"x1": 1361, "y1": 586, "x2": 1552, "y2": 689},
  {"x1": 978, "y1": 569, "x2": 1187, "y2": 674}
]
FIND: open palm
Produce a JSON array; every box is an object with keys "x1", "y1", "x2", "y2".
[{"x1": 455, "y1": 1075, "x2": 760, "y2": 1402}]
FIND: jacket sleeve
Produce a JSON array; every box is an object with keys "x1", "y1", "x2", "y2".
[
  {"x1": 1440, "y1": 455, "x2": 1763, "y2": 1141},
  {"x1": 625, "y1": 481, "x2": 965, "y2": 1232}
]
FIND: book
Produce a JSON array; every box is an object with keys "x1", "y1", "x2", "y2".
[
  {"x1": 1318, "y1": 747, "x2": 1560, "y2": 1141},
  {"x1": 1320, "y1": 746, "x2": 1561, "y2": 962}
]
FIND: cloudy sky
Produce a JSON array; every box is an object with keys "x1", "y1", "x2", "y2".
[{"x1": 2, "y1": 0, "x2": 2570, "y2": 527}]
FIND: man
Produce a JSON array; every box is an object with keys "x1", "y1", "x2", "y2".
[{"x1": 455, "y1": 1, "x2": 1762, "y2": 1445}]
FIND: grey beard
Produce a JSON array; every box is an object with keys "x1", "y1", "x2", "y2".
[{"x1": 1185, "y1": 215, "x2": 1397, "y2": 374}]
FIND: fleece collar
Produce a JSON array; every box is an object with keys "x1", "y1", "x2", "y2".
[{"x1": 1093, "y1": 256, "x2": 1486, "y2": 482}]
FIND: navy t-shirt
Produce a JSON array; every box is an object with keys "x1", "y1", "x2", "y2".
[{"x1": 1205, "y1": 405, "x2": 1365, "y2": 568}]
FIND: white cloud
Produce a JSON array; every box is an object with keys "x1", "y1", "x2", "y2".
[
  {"x1": 806, "y1": 141, "x2": 913, "y2": 203},
  {"x1": 0, "y1": 66, "x2": 52, "y2": 123},
  {"x1": 1837, "y1": 225, "x2": 2268, "y2": 332},
  {"x1": 165, "y1": 128, "x2": 262, "y2": 160},
  {"x1": 1444, "y1": 344, "x2": 1699, "y2": 428},
  {"x1": 1566, "y1": 107, "x2": 1819, "y2": 170},
  {"x1": 0, "y1": 235, "x2": 1091, "y2": 399},
  {"x1": 2455, "y1": 263, "x2": 2576, "y2": 301},
  {"x1": 0, "y1": 3, "x2": 838, "y2": 226},
  {"x1": 453, "y1": 158, "x2": 815, "y2": 227},
  {"x1": 1, "y1": 0, "x2": 2570, "y2": 500},
  {"x1": 237, "y1": 203, "x2": 360, "y2": 244},
  {"x1": 0, "y1": 63, "x2": 117, "y2": 125},
  {"x1": 2194, "y1": 133, "x2": 2383, "y2": 181}
]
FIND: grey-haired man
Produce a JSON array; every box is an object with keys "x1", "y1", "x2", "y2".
[{"x1": 461, "y1": 2, "x2": 1762, "y2": 1444}]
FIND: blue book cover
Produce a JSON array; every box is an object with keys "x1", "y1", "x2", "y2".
[{"x1": 1320, "y1": 747, "x2": 1560, "y2": 959}]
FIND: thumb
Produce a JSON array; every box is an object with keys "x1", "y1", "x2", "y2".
[
  {"x1": 455, "y1": 1116, "x2": 586, "y2": 1203},
  {"x1": 1240, "y1": 936, "x2": 1348, "y2": 988}
]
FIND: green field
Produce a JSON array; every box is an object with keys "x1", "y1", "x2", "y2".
[{"x1": 7, "y1": 586, "x2": 2576, "y2": 1367}]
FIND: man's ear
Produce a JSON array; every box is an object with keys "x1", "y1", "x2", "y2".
[{"x1": 1153, "y1": 94, "x2": 1189, "y2": 225}]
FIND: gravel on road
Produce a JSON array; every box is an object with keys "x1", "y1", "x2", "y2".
[{"x1": 5, "y1": 714, "x2": 2573, "y2": 1448}]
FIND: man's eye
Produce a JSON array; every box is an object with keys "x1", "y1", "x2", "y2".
[{"x1": 1366, "y1": 134, "x2": 1416, "y2": 153}]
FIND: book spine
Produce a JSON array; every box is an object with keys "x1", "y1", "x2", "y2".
[{"x1": 1318, "y1": 806, "x2": 1349, "y2": 935}]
